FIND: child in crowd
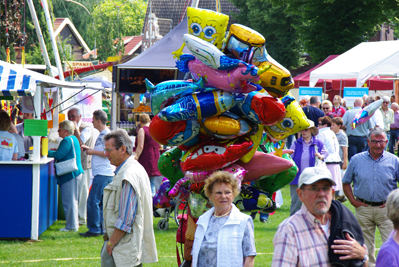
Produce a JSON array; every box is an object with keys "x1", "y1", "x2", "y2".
[{"x1": 330, "y1": 117, "x2": 348, "y2": 202}]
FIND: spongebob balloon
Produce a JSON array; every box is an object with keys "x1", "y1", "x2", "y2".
[
  {"x1": 265, "y1": 93, "x2": 310, "y2": 140},
  {"x1": 172, "y1": 7, "x2": 229, "y2": 59}
]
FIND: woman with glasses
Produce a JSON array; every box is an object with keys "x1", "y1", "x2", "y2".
[
  {"x1": 49, "y1": 120, "x2": 83, "y2": 232},
  {"x1": 191, "y1": 171, "x2": 256, "y2": 267},
  {"x1": 321, "y1": 100, "x2": 333, "y2": 118},
  {"x1": 332, "y1": 95, "x2": 346, "y2": 117}
]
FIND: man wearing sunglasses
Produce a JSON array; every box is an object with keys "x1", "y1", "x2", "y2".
[
  {"x1": 343, "y1": 127, "x2": 399, "y2": 266},
  {"x1": 273, "y1": 166, "x2": 368, "y2": 266}
]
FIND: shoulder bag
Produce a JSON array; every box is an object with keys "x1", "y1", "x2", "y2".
[{"x1": 54, "y1": 136, "x2": 79, "y2": 176}]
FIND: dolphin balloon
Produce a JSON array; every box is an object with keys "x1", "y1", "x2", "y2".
[
  {"x1": 145, "y1": 78, "x2": 214, "y2": 115},
  {"x1": 352, "y1": 99, "x2": 383, "y2": 129},
  {"x1": 176, "y1": 54, "x2": 267, "y2": 93}
]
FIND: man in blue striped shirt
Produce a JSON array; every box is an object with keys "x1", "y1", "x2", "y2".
[{"x1": 343, "y1": 127, "x2": 399, "y2": 267}]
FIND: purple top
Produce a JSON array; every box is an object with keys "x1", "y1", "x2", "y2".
[
  {"x1": 290, "y1": 136, "x2": 329, "y2": 185},
  {"x1": 135, "y1": 126, "x2": 161, "y2": 176},
  {"x1": 376, "y1": 233, "x2": 399, "y2": 267},
  {"x1": 391, "y1": 111, "x2": 399, "y2": 129}
]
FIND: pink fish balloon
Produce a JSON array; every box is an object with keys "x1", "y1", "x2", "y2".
[
  {"x1": 237, "y1": 151, "x2": 294, "y2": 182},
  {"x1": 176, "y1": 54, "x2": 265, "y2": 93}
]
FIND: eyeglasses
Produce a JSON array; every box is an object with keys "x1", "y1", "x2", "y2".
[
  {"x1": 304, "y1": 186, "x2": 332, "y2": 193},
  {"x1": 322, "y1": 107, "x2": 330, "y2": 110},
  {"x1": 383, "y1": 102, "x2": 389, "y2": 104},
  {"x1": 213, "y1": 191, "x2": 233, "y2": 197},
  {"x1": 104, "y1": 147, "x2": 119, "y2": 153},
  {"x1": 369, "y1": 140, "x2": 387, "y2": 145}
]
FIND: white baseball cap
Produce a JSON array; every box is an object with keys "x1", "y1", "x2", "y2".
[{"x1": 298, "y1": 166, "x2": 336, "y2": 188}]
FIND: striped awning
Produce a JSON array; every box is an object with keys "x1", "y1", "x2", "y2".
[
  {"x1": 0, "y1": 60, "x2": 107, "y2": 97},
  {"x1": 0, "y1": 65, "x2": 36, "y2": 96}
]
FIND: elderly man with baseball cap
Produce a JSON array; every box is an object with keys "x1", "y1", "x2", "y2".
[{"x1": 272, "y1": 166, "x2": 369, "y2": 267}]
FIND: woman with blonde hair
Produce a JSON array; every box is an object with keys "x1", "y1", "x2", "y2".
[
  {"x1": 191, "y1": 171, "x2": 256, "y2": 267},
  {"x1": 49, "y1": 120, "x2": 83, "y2": 231},
  {"x1": 322, "y1": 100, "x2": 333, "y2": 117}
]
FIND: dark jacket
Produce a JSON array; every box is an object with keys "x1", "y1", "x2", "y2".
[{"x1": 328, "y1": 200, "x2": 365, "y2": 267}]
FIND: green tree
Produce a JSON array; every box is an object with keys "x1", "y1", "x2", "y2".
[
  {"x1": 90, "y1": 0, "x2": 147, "y2": 61},
  {"x1": 228, "y1": 0, "x2": 304, "y2": 69},
  {"x1": 272, "y1": 0, "x2": 399, "y2": 62},
  {"x1": 0, "y1": 0, "x2": 24, "y2": 60},
  {"x1": 52, "y1": 0, "x2": 98, "y2": 49}
]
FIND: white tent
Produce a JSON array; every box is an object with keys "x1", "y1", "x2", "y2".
[{"x1": 309, "y1": 40, "x2": 399, "y2": 88}]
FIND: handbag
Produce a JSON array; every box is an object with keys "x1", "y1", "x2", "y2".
[{"x1": 54, "y1": 137, "x2": 79, "y2": 176}]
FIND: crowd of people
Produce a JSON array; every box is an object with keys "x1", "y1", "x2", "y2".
[{"x1": 2, "y1": 92, "x2": 399, "y2": 267}]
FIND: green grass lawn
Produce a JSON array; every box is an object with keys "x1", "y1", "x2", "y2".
[{"x1": 0, "y1": 185, "x2": 383, "y2": 266}]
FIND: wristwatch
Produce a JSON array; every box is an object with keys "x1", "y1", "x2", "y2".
[
  {"x1": 107, "y1": 241, "x2": 115, "y2": 248},
  {"x1": 361, "y1": 253, "x2": 368, "y2": 264}
]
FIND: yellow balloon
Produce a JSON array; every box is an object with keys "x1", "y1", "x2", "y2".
[
  {"x1": 187, "y1": 7, "x2": 229, "y2": 49},
  {"x1": 265, "y1": 93, "x2": 310, "y2": 140},
  {"x1": 172, "y1": 8, "x2": 229, "y2": 59},
  {"x1": 204, "y1": 116, "x2": 241, "y2": 135},
  {"x1": 256, "y1": 60, "x2": 294, "y2": 98},
  {"x1": 224, "y1": 24, "x2": 293, "y2": 98},
  {"x1": 240, "y1": 125, "x2": 264, "y2": 163}
]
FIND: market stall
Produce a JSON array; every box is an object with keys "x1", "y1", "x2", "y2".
[
  {"x1": 0, "y1": 60, "x2": 105, "y2": 240},
  {"x1": 309, "y1": 41, "x2": 399, "y2": 88},
  {"x1": 112, "y1": 18, "x2": 190, "y2": 129}
]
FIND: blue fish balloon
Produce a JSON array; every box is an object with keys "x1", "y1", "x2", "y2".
[
  {"x1": 146, "y1": 78, "x2": 214, "y2": 115},
  {"x1": 158, "y1": 90, "x2": 235, "y2": 122}
]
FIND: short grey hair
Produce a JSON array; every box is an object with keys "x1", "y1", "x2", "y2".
[
  {"x1": 69, "y1": 107, "x2": 81, "y2": 116},
  {"x1": 59, "y1": 120, "x2": 75, "y2": 134},
  {"x1": 367, "y1": 127, "x2": 386, "y2": 140},
  {"x1": 386, "y1": 189, "x2": 399, "y2": 229},
  {"x1": 382, "y1": 96, "x2": 390, "y2": 103},
  {"x1": 103, "y1": 129, "x2": 133, "y2": 155},
  {"x1": 391, "y1": 102, "x2": 399, "y2": 110},
  {"x1": 93, "y1": 109, "x2": 108, "y2": 125}
]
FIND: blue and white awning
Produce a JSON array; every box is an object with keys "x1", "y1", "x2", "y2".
[
  {"x1": 0, "y1": 65, "x2": 37, "y2": 96},
  {"x1": 0, "y1": 60, "x2": 106, "y2": 97}
]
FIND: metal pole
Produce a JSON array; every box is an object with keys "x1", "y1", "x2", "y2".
[
  {"x1": 191, "y1": 0, "x2": 199, "y2": 7},
  {"x1": 26, "y1": 0, "x2": 53, "y2": 77},
  {"x1": 41, "y1": 0, "x2": 65, "y2": 129},
  {"x1": 340, "y1": 79, "x2": 342, "y2": 97},
  {"x1": 41, "y1": 0, "x2": 64, "y2": 81}
]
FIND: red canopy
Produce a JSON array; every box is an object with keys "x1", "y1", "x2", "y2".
[{"x1": 293, "y1": 55, "x2": 339, "y2": 89}]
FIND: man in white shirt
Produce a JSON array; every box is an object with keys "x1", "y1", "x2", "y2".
[
  {"x1": 80, "y1": 110, "x2": 115, "y2": 237},
  {"x1": 68, "y1": 107, "x2": 94, "y2": 225}
]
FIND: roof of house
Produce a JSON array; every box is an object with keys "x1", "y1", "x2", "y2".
[
  {"x1": 123, "y1": 36, "x2": 143, "y2": 55},
  {"x1": 54, "y1": 18, "x2": 91, "y2": 54},
  {"x1": 142, "y1": 0, "x2": 239, "y2": 35}
]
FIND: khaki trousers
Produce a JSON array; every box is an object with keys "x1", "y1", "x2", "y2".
[
  {"x1": 78, "y1": 169, "x2": 91, "y2": 224},
  {"x1": 355, "y1": 205, "x2": 393, "y2": 267}
]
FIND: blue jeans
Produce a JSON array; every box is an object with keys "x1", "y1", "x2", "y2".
[
  {"x1": 250, "y1": 211, "x2": 269, "y2": 221},
  {"x1": 348, "y1": 135, "x2": 368, "y2": 161},
  {"x1": 386, "y1": 131, "x2": 390, "y2": 151},
  {"x1": 389, "y1": 129, "x2": 399, "y2": 155},
  {"x1": 149, "y1": 175, "x2": 163, "y2": 197},
  {"x1": 87, "y1": 175, "x2": 113, "y2": 234}
]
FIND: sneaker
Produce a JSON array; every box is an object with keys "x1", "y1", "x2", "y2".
[
  {"x1": 337, "y1": 196, "x2": 347, "y2": 203},
  {"x1": 59, "y1": 228, "x2": 78, "y2": 232},
  {"x1": 79, "y1": 231, "x2": 102, "y2": 237},
  {"x1": 260, "y1": 219, "x2": 268, "y2": 223}
]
